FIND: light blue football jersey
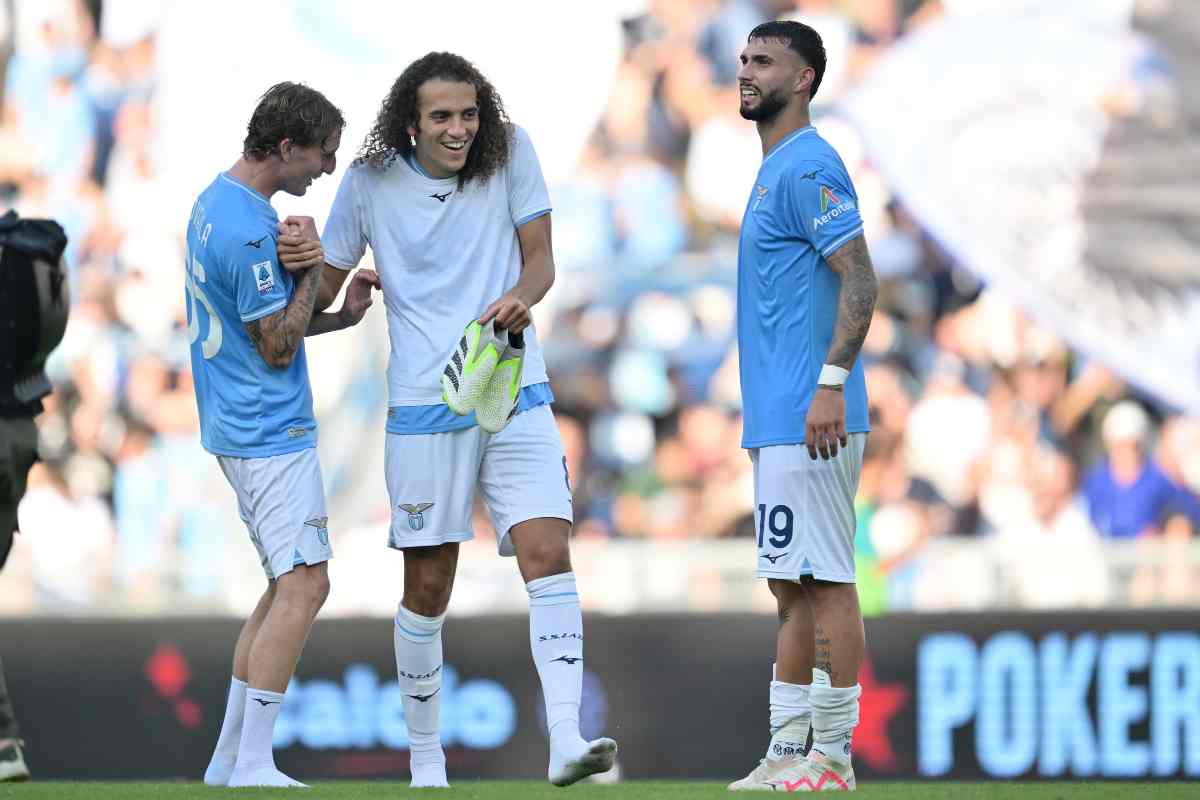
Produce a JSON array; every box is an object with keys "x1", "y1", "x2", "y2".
[
  {"x1": 185, "y1": 173, "x2": 316, "y2": 457},
  {"x1": 737, "y1": 126, "x2": 870, "y2": 449}
]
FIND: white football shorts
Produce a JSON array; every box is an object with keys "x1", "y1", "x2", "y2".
[
  {"x1": 384, "y1": 404, "x2": 573, "y2": 556},
  {"x1": 750, "y1": 433, "x2": 866, "y2": 583},
  {"x1": 217, "y1": 447, "x2": 332, "y2": 581}
]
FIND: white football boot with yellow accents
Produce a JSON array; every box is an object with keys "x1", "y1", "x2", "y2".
[
  {"x1": 475, "y1": 329, "x2": 524, "y2": 434},
  {"x1": 442, "y1": 319, "x2": 505, "y2": 416}
]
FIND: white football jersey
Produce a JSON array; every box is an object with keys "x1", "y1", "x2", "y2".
[{"x1": 322, "y1": 125, "x2": 551, "y2": 406}]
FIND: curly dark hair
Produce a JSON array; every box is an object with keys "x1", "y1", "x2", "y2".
[
  {"x1": 243, "y1": 82, "x2": 345, "y2": 160},
  {"x1": 358, "y1": 52, "x2": 512, "y2": 188}
]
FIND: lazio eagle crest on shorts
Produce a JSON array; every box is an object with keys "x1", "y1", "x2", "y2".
[
  {"x1": 305, "y1": 516, "x2": 330, "y2": 547},
  {"x1": 399, "y1": 502, "x2": 435, "y2": 531}
]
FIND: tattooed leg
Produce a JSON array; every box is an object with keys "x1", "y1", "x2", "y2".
[{"x1": 799, "y1": 577, "x2": 864, "y2": 687}]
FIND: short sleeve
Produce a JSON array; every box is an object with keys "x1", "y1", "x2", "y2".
[
  {"x1": 323, "y1": 165, "x2": 368, "y2": 270},
  {"x1": 227, "y1": 234, "x2": 289, "y2": 323},
  {"x1": 506, "y1": 126, "x2": 552, "y2": 227},
  {"x1": 789, "y1": 160, "x2": 864, "y2": 258}
]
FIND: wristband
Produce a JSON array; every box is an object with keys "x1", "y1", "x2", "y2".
[{"x1": 817, "y1": 364, "x2": 849, "y2": 387}]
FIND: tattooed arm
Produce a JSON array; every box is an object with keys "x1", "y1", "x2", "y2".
[
  {"x1": 803, "y1": 235, "x2": 878, "y2": 461},
  {"x1": 823, "y1": 235, "x2": 878, "y2": 371},
  {"x1": 244, "y1": 265, "x2": 322, "y2": 369}
]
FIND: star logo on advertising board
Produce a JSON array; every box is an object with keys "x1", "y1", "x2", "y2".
[
  {"x1": 144, "y1": 643, "x2": 203, "y2": 729},
  {"x1": 855, "y1": 655, "x2": 908, "y2": 772}
]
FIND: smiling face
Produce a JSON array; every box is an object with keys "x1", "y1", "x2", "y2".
[
  {"x1": 736, "y1": 37, "x2": 813, "y2": 122},
  {"x1": 408, "y1": 78, "x2": 479, "y2": 179},
  {"x1": 279, "y1": 126, "x2": 341, "y2": 196}
]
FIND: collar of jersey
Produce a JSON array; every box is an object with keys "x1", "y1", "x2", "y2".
[
  {"x1": 404, "y1": 152, "x2": 456, "y2": 185},
  {"x1": 762, "y1": 125, "x2": 816, "y2": 166},
  {"x1": 219, "y1": 172, "x2": 274, "y2": 211}
]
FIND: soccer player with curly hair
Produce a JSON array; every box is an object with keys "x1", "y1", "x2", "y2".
[{"x1": 280, "y1": 52, "x2": 616, "y2": 788}]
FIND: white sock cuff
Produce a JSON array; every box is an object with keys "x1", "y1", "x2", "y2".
[
  {"x1": 812, "y1": 668, "x2": 832, "y2": 688},
  {"x1": 770, "y1": 680, "x2": 811, "y2": 733},
  {"x1": 810, "y1": 684, "x2": 861, "y2": 742},
  {"x1": 231, "y1": 676, "x2": 247, "y2": 691},
  {"x1": 395, "y1": 604, "x2": 445, "y2": 643},
  {"x1": 769, "y1": 680, "x2": 811, "y2": 710},
  {"x1": 526, "y1": 571, "x2": 579, "y2": 607}
]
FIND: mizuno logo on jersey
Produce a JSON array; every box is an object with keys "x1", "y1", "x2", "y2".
[
  {"x1": 762, "y1": 553, "x2": 785, "y2": 564},
  {"x1": 799, "y1": 168, "x2": 823, "y2": 180},
  {"x1": 244, "y1": 235, "x2": 268, "y2": 248},
  {"x1": 550, "y1": 656, "x2": 581, "y2": 665},
  {"x1": 430, "y1": 191, "x2": 452, "y2": 202},
  {"x1": 252, "y1": 260, "x2": 275, "y2": 294}
]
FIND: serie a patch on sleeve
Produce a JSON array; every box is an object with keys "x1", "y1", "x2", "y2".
[{"x1": 253, "y1": 260, "x2": 275, "y2": 294}]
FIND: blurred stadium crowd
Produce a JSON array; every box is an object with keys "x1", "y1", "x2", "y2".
[{"x1": 1, "y1": 0, "x2": 1197, "y2": 615}]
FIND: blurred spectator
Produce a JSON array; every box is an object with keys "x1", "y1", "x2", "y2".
[
  {"x1": 1081, "y1": 401, "x2": 1193, "y2": 538},
  {"x1": 1129, "y1": 505, "x2": 1199, "y2": 606},
  {"x1": 18, "y1": 463, "x2": 114, "y2": 609},
  {"x1": 996, "y1": 446, "x2": 1110, "y2": 609}
]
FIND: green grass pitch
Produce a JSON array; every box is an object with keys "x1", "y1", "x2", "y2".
[{"x1": 4, "y1": 782, "x2": 1196, "y2": 798}]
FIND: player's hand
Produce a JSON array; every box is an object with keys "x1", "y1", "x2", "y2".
[
  {"x1": 338, "y1": 269, "x2": 381, "y2": 327},
  {"x1": 281, "y1": 215, "x2": 319, "y2": 241},
  {"x1": 805, "y1": 386, "x2": 847, "y2": 461},
  {"x1": 479, "y1": 290, "x2": 532, "y2": 334},
  {"x1": 276, "y1": 217, "x2": 324, "y2": 272}
]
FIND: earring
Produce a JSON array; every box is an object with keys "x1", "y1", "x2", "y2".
[{"x1": 409, "y1": 134, "x2": 416, "y2": 148}]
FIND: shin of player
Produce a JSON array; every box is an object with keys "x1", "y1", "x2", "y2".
[
  {"x1": 730, "y1": 20, "x2": 877, "y2": 793},
  {"x1": 188, "y1": 83, "x2": 375, "y2": 788},
  {"x1": 291, "y1": 51, "x2": 617, "y2": 787}
]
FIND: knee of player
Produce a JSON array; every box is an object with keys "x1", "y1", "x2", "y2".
[
  {"x1": 404, "y1": 577, "x2": 452, "y2": 617},
  {"x1": 277, "y1": 565, "x2": 330, "y2": 610},
  {"x1": 768, "y1": 580, "x2": 808, "y2": 616},
  {"x1": 310, "y1": 570, "x2": 331, "y2": 609},
  {"x1": 520, "y1": 543, "x2": 572, "y2": 580}
]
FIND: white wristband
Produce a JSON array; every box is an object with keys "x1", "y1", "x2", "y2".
[{"x1": 817, "y1": 364, "x2": 850, "y2": 387}]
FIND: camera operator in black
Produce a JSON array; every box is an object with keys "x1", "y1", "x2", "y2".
[{"x1": 0, "y1": 210, "x2": 69, "y2": 782}]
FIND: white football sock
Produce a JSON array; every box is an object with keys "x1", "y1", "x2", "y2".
[
  {"x1": 527, "y1": 572, "x2": 585, "y2": 752},
  {"x1": 810, "y1": 680, "x2": 861, "y2": 766},
  {"x1": 394, "y1": 604, "x2": 447, "y2": 784},
  {"x1": 233, "y1": 687, "x2": 284, "y2": 772},
  {"x1": 767, "y1": 670, "x2": 810, "y2": 762},
  {"x1": 203, "y1": 676, "x2": 247, "y2": 785}
]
